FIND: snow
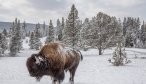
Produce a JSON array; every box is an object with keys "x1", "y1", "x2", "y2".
[{"x1": 0, "y1": 38, "x2": 146, "y2": 84}]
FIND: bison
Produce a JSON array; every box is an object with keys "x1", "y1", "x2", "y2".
[{"x1": 26, "y1": 42, "x2": 83, "y2": 84}]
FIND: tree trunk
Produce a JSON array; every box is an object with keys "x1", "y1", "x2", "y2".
[{"x1": 99, "y1": 46, "x2": 102, "y2": 55}]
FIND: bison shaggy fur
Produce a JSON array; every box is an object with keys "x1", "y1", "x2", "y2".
[{"x1": 26, "y1": 42, "x2": 83, "y2": 84}]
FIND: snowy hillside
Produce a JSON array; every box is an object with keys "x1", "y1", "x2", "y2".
[{"x1": 0, "y1": 38, "x2": 146, "y2": 84}]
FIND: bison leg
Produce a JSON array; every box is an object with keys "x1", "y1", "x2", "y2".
[
  {"x1": 52, "y1": 71, "x2": 64, "y2": 84},
  {"x1": 52, "y1": 79, "x2": 62, "y2": 84},
  {"x1": 69, "y1": 67, "x2": 77, "y2": 84},
  {"x1": 52, "y1": 77, "x2": 57, "y2": 84},
  {"x1": 52, "y1": 80, "x2": 56, "y2": 84},
  {"x1": 57, "y1": 80, "x2": 62, "y2": 84}
]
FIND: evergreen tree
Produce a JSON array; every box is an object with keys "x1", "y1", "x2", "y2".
[
  {"x1": 140, "y1": 21, "x2": 146, "y2": 48},
  {"x1": 2, "y1": 29, "x2": 7, "y2": 37},
  {"x1": 45, "y1": 20, "x2": 54, "y2": 44},
  {"x1": 29, "y1": 32, "x2": 35, "y2": 49},
  {"x1": 56, "y1": 19, "x2": 62, "y2": 41},
  {"x1": 63, "y1": 4, "x2": 79, "y2": 48},
  {"x1": 0, "y1": 33, "x2": 7, "y2": 56},
  {"x1": 34, "y1": 36, "x2": 42, "y2": 50},
  {"x1": 90, "y1": 12, "x2": 121, "y2": 55},
  {"x1": 80, "y1": 18, "x2": 91, "y2": 50},
  {"x1": 22, "y1": 21, "x2": 27, "y2": 39},
  {"x1": 123, "y1": 17, "x2": 127, "y2": 37},
  {"x1": 9, "y1": 18, "x2": 23, "y2": 56},
  {"x1": 35, "y1": 23, "x2": 42, "y2": 38},
  {"x1": 123, "y1": 17, "x2": 140, "y2": 47},
  {"x1": 76, "y1": 19, "x2": 82, "y2": 49},
  {"x1": 16, "y1": 20, "x2": 23, "y2": 51},
  {"x1": 62, "y1": 19, "x2": 69, "y2": 43},
  {"x1": 9, "y1": 19, "x2": 17, "y2": 56},
  {"x1": 34, "y1": 24, "x2": 42, "y2": 50},
  {"x1": 57, "y1": 17, "x2": 65, "y2": 41},
  {"x1": 42, "y1": 22, "x2": 46, "y2": 37},
  {"x1": 9, "y1": 36, "x2": 17, "y2": 56},
  {"x1": 108, "y1": 37, "x2": 131, "y2": 66}
]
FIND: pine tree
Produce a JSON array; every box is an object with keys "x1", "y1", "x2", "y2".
[
  {"x1": 80, "y1": 18, "x2": 91, "y2": 50},
  {"x1": 45, "y1": 20, "x2": 54, "y2": 44},
  {"x1": 9, "y1": 36, "x2": 17, "y2": 56},
  {"x1": 29, "y1": 32, "x2": 35, "y2": 49},
  {"x1": 56, "y1": 19, "x2": 62, "y2": 41},
  {"x1": 140, "y1": 21, "x2": 146, "y2": 48},
  {"x1": 16, "y1": 20, "x2": 23, "y2": 51},
  {"x1": 22, "y1": 21, "x2": 27, "y2": 39},
  {"x1": 76, "y1": 19, "x2": 82, "y2": 49},
  {"x1": 58, "y1": 17, "x2": 64, "y2": 41},
  {"x1": 9, "y1": 18, "x2": 23, "y2": 56},
  {"x1": 42, "y1": 22, "x2": 46, "y2": 37},
  {"x1": 62, "y1": 19, "x2": 69, "y2": 43},
  {"x1": 9, "y1": 19, "x2": 17, "y2": 56},
  {"x1": 123, "y1": 17, "x2": 140, "y2": 47},
  {"x1": 108, "y1": 37, "x2": 131, "y2": 66},
  {"x1": 123, "y1": 17, "x2": 127, "y2": 37},
  {"x1": 0, "y1": 33, "x2": 7, "y2": 56},
  {"x1": 34, "y1": 36, "x2": 42, "y2": 50},
  {"x1": 34, "y1": 24, "x2": 42, "y2": 50},
  {"x1": 35, "y1": 23, "x2": 42, "y2": 38},
  {"x1": 90, "y1": 12, "x2": 121, "y2": 55},
  {"x1": 63, "y1": 4, "x2": 79, "y2": 48},
  {"x1": 55, "y1": 19, "x2": 61, "y2": 40},
  {"x1": 2, "y1": 29, "x2": 7, "y2": 37}
]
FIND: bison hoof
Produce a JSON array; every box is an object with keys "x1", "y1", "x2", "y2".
[{"x1": 70, "y1": 81, "x2": 74, "y2": 84}]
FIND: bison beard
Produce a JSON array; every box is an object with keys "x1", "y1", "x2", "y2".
[{"x1": 26, "y1": 42, "x2": 83, "y2": 84}]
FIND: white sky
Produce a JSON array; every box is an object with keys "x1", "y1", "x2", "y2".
[{"x1": 0, "y1": 0, "x2": 146, "y2": 25}]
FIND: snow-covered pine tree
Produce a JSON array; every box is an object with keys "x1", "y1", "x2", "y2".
[
  {"x1": 76, "y1": 19, "x2": 82, "y2": 49},
  {"x1": 9, "y1": 18, "x2": 22, "y2": 56},
  {"x1": 8, "y1": 25, "x2": 13, "y2": 37},
  {"x1": 123, "y1": 17, "x2": 127, "y2": 37},
  {"x1": 62, "y1": 19, "x2": 69, "y2": 43},
  {"x1": 29, "y1": 32, "x2": 35, "y2": 49},
  {"x1": 34, "y1": 24, "x2": 42, "y2": 50},
  {"x1": 59, "y1": 17, "x2": 65, "y2": 41},
  {"x1": 63, "y1": 4, "x2": 79, "y2": 48},
  {"x1": 27, "y1": 31, "x2": 31, "y2": 37},
  {"x1": 42, "y1": 22, "x2": 46, "y2": 37},
  {"x1": 2, "y1": 29, "x2": 7, "y2": 37},
  {"x1": 108, "y1": 36, "x2": 131, "y2": 66},
  {"x1": 57, "y1": 18, "x2": 64, "y2": 41},
  {"x1": 90, "y1": 12, "x2": 121, "y2": 55},
  {"x1": 9, "y1": 36, "x2": 17, "y2": 56},
  {"x1": 21, "y1": 21, "x2": 27, "y2": 39},
  {"x1": 56, "y1": 19, "x2": 61, "y2": 41},
  {"x1": 16, "y1": 20, "x2": 23, "y2": 51},
  {"x1": 140, "y1": 21, "x2": 146, "y2": 48},
  {"x1": 0, "y1": 33, "x2": 7, "y2": 56},
  {"x1": 9, "y1": 20, "x2": 17, "y2": 56},
  {"x1": 45, "y1": 20, "x2": 54, "y2": 44},
  {"x1": 130, "y1": 18, "x2": 140, "y2": 48},
  {"x1": 36, "y1": 23, "x2": 42, "y2": 38},
  {"x1": 123, "y1": 17, "x2": 140, "y2": 47},
  {"x1": 80, "y1": 18, "x2": 91, "y2": 50}
]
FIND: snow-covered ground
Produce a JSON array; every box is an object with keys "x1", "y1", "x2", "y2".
[{"x1": 0, "y1": 38, "x2": 146, "y2": 84}]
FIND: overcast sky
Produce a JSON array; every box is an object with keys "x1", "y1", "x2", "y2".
[{"x1": 0, "y1": 0, "x2": 146, "y2": 25}]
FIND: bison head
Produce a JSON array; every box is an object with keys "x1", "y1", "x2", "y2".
[{"x1": 26, "y1": 54, "x2": 48, "y2": 81}]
